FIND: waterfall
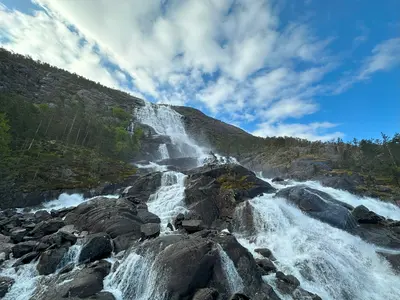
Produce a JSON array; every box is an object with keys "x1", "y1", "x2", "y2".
[
  {"x1": 135, "y1": 102, "x2": 207, "y2": 162},
  {"x1": 217, "y1": 245, "x2": 245, "y2": 294},
  {"x1": 158, "y1": 144, "x2": 169, "y2": 160},
  {"x1": 234, "y1": 191, "x2": 400, "y2": 300},
  {"x1": 0, "y1": 260, "x2": 39, "y2": 300},
  {"x1": 147, "y1": 171, "x2": 188, "y2": 230},
  {"x1": 104, "y1": 252, "x2": 166, "y2": 300}
]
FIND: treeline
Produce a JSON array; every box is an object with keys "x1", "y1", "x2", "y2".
[{"x1": 0, "y1": 93, "x2": 143, "y2": 161}]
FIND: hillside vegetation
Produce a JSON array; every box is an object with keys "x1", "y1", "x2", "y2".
[{"x1": 0, "y1": 47, "x2": 399, "y2": 205}]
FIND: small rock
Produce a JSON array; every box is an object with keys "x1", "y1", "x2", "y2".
[
  {"x1": 88, "y1": 291, "x2": 116, "y2": 300},
  {"x1": 140, "y1": 223, "x2": 160, "y2": 240},
  {"x1": 12, "y1": 251, "x2": 39, "y2": 267},
  {"x1": 34, "y1": 210, "x2": 52, "y2": 222},
  {"x1": 167, "y1": 222, "x2": 174, "y2": 231},
  {"x1": 255, "y1": 248, "x2": 276, "y2": 260},
  {"x1": 0, "y1": 276, "x2": 15, "y2": 298},
  {"x1": 229, "y1": 294, "x2": 251, "y2": 300},
  {"x1": 10, "y1": 228, "x2": 27, "y2": 243},
  {"x1": 30, "y1": 219, "x2": 65, "y2": 238},
  {"x1": 78, "y1": 233, "x2": 113, "y2": 263},
  {"x1": 182, "y1": 220, "x2": 203, "y2": 233},
  {"x1": 37, "y1": 247, "x2": 68, "y2": 275},
  {"x1": 352, "y1": 205, "x2": 385, "y2": 224},
  {"x1": 256, "y1": 258, "x2": 277, "y2": 274},
  {"x1": 174, "y1": 213, "x2": 185, "y2": 229},
  {"x1": 11, "y1": 241, "x2": 37, "y2": 258},
  {"x1": 272, "y1": 177, "x2": 285, "y2": 182},
  {"x1": 275, "y1": 271, "x2": 300, "y2": 294}
]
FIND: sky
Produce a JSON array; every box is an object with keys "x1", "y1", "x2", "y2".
[{"x1": 0, "y1": 0, "x2": 399, "y2": 142}]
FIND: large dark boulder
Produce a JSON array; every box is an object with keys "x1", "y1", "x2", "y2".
[
  {"x1": 30, "y1": 219, "x2": 65, "y2": 238},
  {"x1": 11, "y1": 241, "x2": 38, "y2": 258},
  {"x1": 184, "y1": 164, "x2": 275, "y2": 228},
  {"x1": 255, "y1": 258, "x2": 277, "y2": 275},
  {"x1": 192, "y1": 288, "x2": 219, "y2": 300},
  {"x1": 78, "y1": 233, "x2": 113, "y2": 263},
  {"x1": 140, "y1": 223, "x2": 160, "y2": 239},
  {"x1": 37, "y1": 247, "x2": 68, "y2": 275},
  {"x1": 352, "y1": 205, "x2": 385, "y2": 224},
  {"x1": 275, "y1": 185, "x2": 357, "y2": 230},
  {"x1": 0, "y1": 276, "x2": 14, "y2": 298},
  {"x1": 34, "y1": 210, "x2": 52, "y2": 222},
  {"x1": 120, "y1": 172, "x2": 162, "y2": 201},
  {"x1": 64, "y1": 196, "x2": 161, "y2": 252},
  {"x1": 12, "y1": 251, "x2": 39, "y2": 267}
]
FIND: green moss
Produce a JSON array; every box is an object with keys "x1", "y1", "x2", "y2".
[{"x1": 217, "y1": 174, "x2": 254, "y2": 190}]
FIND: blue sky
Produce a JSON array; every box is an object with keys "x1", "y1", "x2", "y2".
[{"x1": 0, "y1": 0, "x2": 399, "y2": 141}]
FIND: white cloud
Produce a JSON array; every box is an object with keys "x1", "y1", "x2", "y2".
[
  {"x1": 2, "y1": 0, "x2": 395, "y2": 141},
  {"x1": 252, "y1": 122, "x2": 344, "y2": 141}
]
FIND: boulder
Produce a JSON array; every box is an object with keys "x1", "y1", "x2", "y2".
[
  {"x1": 184, "y1": 164, "x2": 275, "y2": 228},
  {"x1": 59, "y1": 262, "x2": 75, "y2": 275},
  {"x1": 276, "y1": 185, "x2": 357, "y2": 231},
  {"x1": 352, "y1": 205, "x2": 385, "y2": 224},
  {"x1": 30, "y1": 219, "x2": 65, "y2": 238},
  {"x1": 292, "y1": 288, "x2": 322, "y2": 300},
  {"x1": 0, "y1": 276, "x2": 14, "y2": 298},
  {"x1": 140, "y1": 223, "x2": 161, "y2": 239},
  {"x1": 378, "y1": 252, "x2": 400, "y2": 273},
  {"x1": 174, "y1": 213, "x2": 185, "y2": 229},
  {"x1": 120, "y1": 172, "x2": 162, "y2": 201},
  {"x1": 158, "y1": 157, "x2": 199, "y2": 171},
  {"x1": 64, "y1": 197, "x2": 160, "y2": 252},
  {"x1": 192, "y1": 288, "x2": 219, "y2": 300},
  {"x1": 37, "y1": 247, "x2": 68, "y2": 275},
  {"x1": 88, "y1": 291, "x2": 116, "y2": 300},
  {"x1": 254, "y1": 248, "x2": 276, "y2": 260},
  {"x1": 255, "y1": 258, "x2": 277, "y2": 274},
  {"x1": 78, "y1": 233, "x2": 113, "y2": 263},
  {"x1": 34, "y1": 210, "x2": 52, "y2": 222},
  {"x1": 11, "y1": 241, "x2": 37, "y2": 258},
  {"x1": 272, "y1": 177, "x2": 285, "y2": 182},
  {"x1": 275, "y1": 271, "x2": 300, "y2": 294},
  {"x1": 182, "y1": 220, "x2": 204, "y2": 233},
  {"x1": 10, "y1": 227, "x2": 27, "y2": 243},
  {"x1": 12, "y1": 251, "x2": 39, "y2": 267},
  {"x1": 59, "y1": 261, "x2": 111, "y2": 298}
]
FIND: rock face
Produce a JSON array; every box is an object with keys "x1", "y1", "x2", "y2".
[
  {"x1": 0, "y1": 276, "x2": 15, "y2": 298},
  {"x1": 352, "y1": 205, "x2": 385, "y2": 224},
  {"x1": 64, "y1": 196, "x2": 161, "y2": 252},
  {"x1": 78, "y1": 233, "x2": 113, "y2": 263},
  {"x1": 37, "y1": 247, "x2": 68, "y2": 275},
  {"x1": 158, "y1": 157, "x2": 199, "y2": 171},
  {"x1": 120, "y1": 172, "x2": 162, "y2": 201},
  {"x1": 184, "y1": 164, "x2": 276, "y2": 229},
  {"x1": 276, "y1": 185, "x2": 357, "y2": 230}
]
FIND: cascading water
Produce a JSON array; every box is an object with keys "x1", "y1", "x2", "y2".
[
  {"x1": 147, "y1": 171, "x2": 188, "y2": 229},
  {"x1": 135, "y1": 102, "x2": 207, "y2": 162},
  {"x1": 158, "y1": 144, "x2": 169, "y2": 160},
  {"x1": 234, "y1": 187, "x2": 400, "y2": 300},
  {"x1": 217, "y1": 245, "x2": 245, "y2": 294}
]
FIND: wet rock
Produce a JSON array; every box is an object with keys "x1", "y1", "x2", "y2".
[
  {"x1": 11, "y1": 241, "x2": 37, "y2": 258},
  {"x1": 121, "y1": 172, "x2": 162, "y2": 201},
  {"x1": 184, "y1": 164, "x2": 275, "y2": 227},
  {"x1": 78, "y1": 233, "x2": 112, "y2": 263},
  {"x1": 136, "y1": 209, "x2": 161, "y2": 223},
  {"x1": 34, "y1": 210, "x2": 52, "y2": 222},
  {"x1": 229, "y1": 294, "x2": 250, "y2": 300},
  {"x1": 256, "y1": 258, "x2": 277, "y2": 274},
  {"x1": 275, "y1": 271, "x2": 300, "y2": 294},
  {"x1": 59, "y1": 261, "x2": 111, "y2": 298},
  {"x1": 59, "y1": 262, "x2": 75, "y2": 274},
  {"x1": 276, "y1": 185, "x2": 357, "y2": 231},
  {"x1": 12, "y1": 251, "x2": 39, "y2": 267},
  {"x1": 0, "y1": 234, "x2": 11, "y2": 244},
  {"x1": 140, "y1": 223, "x2": 161, "y2": 239},
  {"x1": 378, "y1": 252, "x2": 400, "y2": 273},
  {"x1": 64, "y1": 196, "x2": 158, "y2": 252},
  {"x1": 174, "y1": 213, "x2": 185, "y2": 229},
  {"x1": 30, "y1": 219, "x2": 65, "y2": 238},
  {"x1": 352, "y1": 205, "x2": 385, "y2": 224},
  {"x1": 272, "y1": 177, "x2": 285, "y2": 182},
  {"x1": 88, "y1": 291, "x2": 116, "y2": 300},
  {"x1": 292, "y1": 288, "x2": 322, "y2": 300},
  {"x1": 0, "y1": 276, "x2": 15, "y2": 298},
  {"x1": 37, "y1": 247, "x2": 68, "y2": 275},
  {"x1": 10, "y1": 227, "x2": 27, "y2": 243},
  {"x1": 254, "y1": 248, "x2": 276, "y2": 260},
  {"x1": 167, "y1": 222, "x2": 174, "y2": 231},
  {"x1": 158, "y1": 157, "x2": 199, "y2": 171},
  {"x1": 182, "y1": 220, "x2": 204, "y2": 233},
  {"x1": 192, "y1": 288, "x2": 219, "y2": 300}
]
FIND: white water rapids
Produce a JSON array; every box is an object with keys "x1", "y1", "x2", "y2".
[{"x1": 3, "y1": 102, "x2": 400, "y2": 300}]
